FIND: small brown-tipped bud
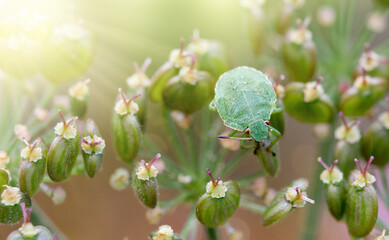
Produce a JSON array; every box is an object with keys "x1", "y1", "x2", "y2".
[
  {"x1": 14, "y1": 124, "x2": 31, "y2": 141},
  {"x1": 110, "y1": 168, "x2": 130, "y2": 191}
]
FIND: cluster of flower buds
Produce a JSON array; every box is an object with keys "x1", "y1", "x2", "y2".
[
  {"x1": 148, "y1": 31, "x2": 228, "y2": 116},
  {"x1": 149, "y1": 225, "x2": 182, "y2": 240},
  {"x1": 0, "y1": 185, "x2": 31, "y2": 224},
  {"x1": 319, "y1": 156, "x2": 378, "y2": 237}
]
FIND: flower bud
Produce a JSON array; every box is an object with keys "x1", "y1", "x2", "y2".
[
  {"x1": 254, "y1": 139, "x2": 279, "y2": 177},
  {"x1": 14, "y1": 124, "x2": 31, "y2": 141},
  {"x1": 317, "y1": 6, "x2": 336, "y2": 27},
  {"x1": 81, "y1": 119, "x2": 105, "y2": 178},
  {"x1": 187, "y1": 30, "x2": 229, "y2": 79},
  {"x1": 171, "y1": 111, "x2": 192, "y2": 129},
  {"x1": 133, "y1": 154, "x2": 160, "y2": 208},
  {"x1": 0, "y1": 151, "x2": 9, "y2": 168},
  {"x1": 162, "y1": 64, "x2": 215, "y2": 115},
  {"x1": 263, "y1": 178, "x2": 313, "y2": 226},
  {"x1": 34, "y1": 108, "x2": 49, "y2": 122},
  {"x1": 346, "y1": 157, "x2": 378, "y2": 237},
  {"x1": 19, "y1": 139, "x2": 47, "y2": 196},
  {"x1": 284, "y1": 79, "x2": 335, "y2": 123},
  {"x1": 376, "y1": 230, "x2": 389, "y2": 240},
  {"x1": 367, "y1": 12, "x2": 386, "y2": 33},
  {"x1": 0, "y1": 187, "x2": 31, "y2": 224},
  {"x1": 334, "y1": 112, "x2": 361, "y2": 144},
  {"x1": 251, "y1": 177, "x2": 267, "y2": 197},
  {"x1": 145, "y1": 206, "x2": 163, "y2": 225},
  {"x1": 318, "y1": 158, "x2": 346, "y2": 220},
  {"x1": 69, "y1": 79, "x2": 90, "y2": 119},
  {"x1": 112, "y1": 90, "x2": 141, "y2": 165},
  {"x1": 196, "y1": 169, "x2": 240, "y2": 227},
  {"x1": 149, "y1": 225, "x2": 183, "y2": 240},
  {"x1": 47, "y1": 111, "x2": 80, "y2": 182},
  {"x1": 340, "y1": 72, "x2": 385, "y2": 116},
  {"x1": 282, "y1": 20, "x2": 317, "y2": 83},
  {"x1": 110, "y1": 168, "x2": 130, "y2": 191}
]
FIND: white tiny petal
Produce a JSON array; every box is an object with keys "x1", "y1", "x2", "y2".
[
  {"x1": 1, "y1": 186, "x2": 22, "y2": 206},
  {"x1": 303, "y1": 82, "x2": 324, "y2": 102},
  {"x1": 154, "y1": 225, "x2": 174, "y2": 240},
  {"x1": 206, "y1": 180, "x2": 228, "y2": 198},
  {"x1": 110, "y1": 168, "x2": 130, "y2": 191},
  {"x1": 0, "y1": 151, "x2": 9, "y2": 169},
  {"x1": 169, "y1": 49, "x2": 190, "y2": 68},
  {"x1": 127, "y1": 72, "x2": 151, "y2": 89},
  {"x1": 19, "y1": 223, "x2": 38, "y2": 237},
  {"x1": 177, "y1": 174, "x2": 192, "y2": 184},
  {"x1": 359, "y1": 51, "x2": 381, "y2": 72},
  {"x1": 69, "y1": 80, "x2": 89, "y2": 101},
  {"x1": 287, "y1": 28, "x2": 312, "y2": 45}
]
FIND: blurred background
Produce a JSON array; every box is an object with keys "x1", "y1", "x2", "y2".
[{"x1": 0, "y1": 0, "x2": 387, "y2": 239}]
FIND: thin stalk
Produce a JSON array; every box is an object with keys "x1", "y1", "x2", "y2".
[
  {"x1": 30, "y1": 202, "x2": 68, "y2": 240},
  {"x1": 236, "y1": 171, "x2": 267, "y2": 186},
  {"x1": 205, "y1": 227, "x2": 219, "y2": 240},
  {"x1": 184, "y1": 127, "x2": 198, "y2": 172},
  {"x1": 298, "y1": 123, "x2": 336, "y2": 240},
  {"x1": 181, "y1": 207, "x2": 197, "y2": 239},
  {"x1": 221, "y1": 150, "x2": 249, "y2": 178},
  {"x1": 240, "y1": 195, "x2": 266, "y2": 214},
  {"x1": 161, "y1": 106, "x2": 192, "y2": 173},
  {"x1": 379, "y1": 168, "x2": 389, "y2": 210}
]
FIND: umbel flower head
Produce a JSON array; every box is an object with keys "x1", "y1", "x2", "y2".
[
  {"x1": 335, "y1": 112, "x2": 361, "y2": 144},
  {"x1": 54, "y1": 110, "x2": 78, "y2": 139},
  {"x1": 114, "y1": 88, "x2": 141, "y2": 116},
  {"x1": 318, "y1": 157, "x2": 343, "y2": 184},
  {"x1": 20, "y1": 139, "x2": 42, "y2": 162},
  {"x1": 352, "y1": 157, "x2": 376, "y2": 188}
]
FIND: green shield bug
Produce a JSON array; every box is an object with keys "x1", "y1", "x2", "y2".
[{"x1": 210, "y1": 66, "x2": 281, "y2": 149}]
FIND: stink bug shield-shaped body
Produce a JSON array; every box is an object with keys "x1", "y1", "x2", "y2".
[{"x1": 211, "y1": 66, "x2": 278, "y2": 142}]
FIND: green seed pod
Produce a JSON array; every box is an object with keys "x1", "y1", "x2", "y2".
[
  {"x1": 19, "y1": 139, "x2": 47, "y2": 196},
  {"x1": 196, "y1": 169, "x2": 240, "y2": 227},
  {"x1": 339, "y1": 73, "x2": 385, "y2": 116},
  {"x1": 361, "y1": 109, "x2": 389, "y2": 166},
  {"x1": 81, "y1": 119, "x2": 105, "y2": 178},
  {"x1": 148, "y1": 62, "x2": 179, "y2": 102},
  {"x1": 0, "y1": 186, "x2": 31, "y2": 225},
  {"x1": 7, "y1": 225, "x2": 54, "y2": 240},
  {"x1": 346, "y1": 157, "x2": 378, "y2": 238},
  {"x1": 41, "y1": 22, "x2": 95, "y2": 84},
  {"x1": 281, "y1": 22, "x2": 317, "y2": 83},
  {"x1": 254, "y1": 139, "x2": 279, "y2": 177},
  {"x1": 283, "y1": 79, "x2": 335, "y2": 123},
  {"x1": 69, "y1": 79, "x2": 90, "y2": 119},
  {"x1": 0, "y1": 168, "x2": 10, "y2": 187},
  {"x1": 47, "y1": 111, "x2": 80, "y2": 182},
  {"x1": 318, "y1": 158, "x2": 346, "y2": 220},
  {"x1": 149, "y1": 225, "x2": 183, "y2": 240},
  {"x1": 112, "y1": 89, "x2": 141, "y2": 165},
  {"x1": 187, "y1": 30, "x2": 229, "y2": 79},
  {"x1": 162, "y1": 65, "x2": 215, "y2": 115},
  {"x1": 133, "y1": 154, "x2": 161, "y2": 208},
  {"x1": 263, "y1": 178, "x2": 314, "y2": 226}
]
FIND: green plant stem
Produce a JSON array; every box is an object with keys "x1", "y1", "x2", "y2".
[
  {"x1": 379, "y1": 168, "x2": 389, "y2": 210},
  {"x1": 161, "y1": 106, "x2": 192, "y2": 174},
  {"x1": 240, "y1": 195, "x2": 266, "y2": 214},
  {"x1": 30, "y1": 202, "x2": 68, "y2": 240},
  {"x1": 221, "y1": 150, "x2": 249, "y2": 178},
  {"x1": 184, "y1": 127, "x2": 198, "y2": 172},
  {"x1": 205, "y1": 227, "x2": 219, "y2": 240},
  {"x1": 298, "y1": 124, "x2": 336, "y2": 240},
  {"x1": 181, "y1": 207, "x2": 197, "y2": 239}
]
